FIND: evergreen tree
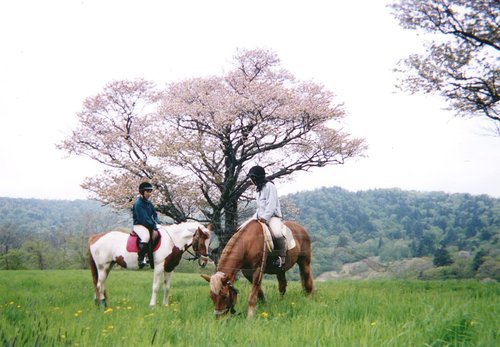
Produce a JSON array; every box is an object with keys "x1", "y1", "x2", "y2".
[
  {"x1": 433, "y1": 246, "x2": 453, "y2": 267},
  {"x1": 472, "y1": 248, "x2": 488, "y2": 271}
]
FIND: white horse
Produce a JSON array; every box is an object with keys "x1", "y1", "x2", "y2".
[{"x1": 88, "y1": 222, "x2": 212, "y2": 308}]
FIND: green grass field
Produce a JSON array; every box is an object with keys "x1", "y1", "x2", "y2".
[{"x1": 0, "y1": 270, "x2": 498, "y2": 346}]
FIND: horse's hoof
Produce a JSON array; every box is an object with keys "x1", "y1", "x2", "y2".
[{"x1": 100, "y1": 299, "x2": 107, "y2": 308}]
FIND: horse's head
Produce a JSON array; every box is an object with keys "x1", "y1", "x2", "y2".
[
  {"x1": 202, "y1": 272, "x2": 238, "y2": 318},
  {"x1": 191, "y1": 224, "x2": 212, "y2": 267}
]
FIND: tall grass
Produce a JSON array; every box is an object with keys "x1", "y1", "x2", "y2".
[{"x1": 0, "y1": 270, "x2": 498, "y2": 346}]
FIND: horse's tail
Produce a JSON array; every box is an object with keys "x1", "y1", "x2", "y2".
[{"x1": 87, "y1": 235, "x2": 100, "y2": 304}]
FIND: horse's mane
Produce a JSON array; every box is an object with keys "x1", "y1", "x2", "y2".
[
  {"x1": 210, "y1": 271, "x2": 226, "y2": 294},
  {"x1": 219, "y1": 228, "x2": 243, "y2": 261}
]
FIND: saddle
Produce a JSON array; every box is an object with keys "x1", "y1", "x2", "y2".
[
  {"x1": 126, "y1": 230, "x2": 162, "y2": 253},
  {"x1": 260, "y1": 222, "x2": 296, "y2": 252}
]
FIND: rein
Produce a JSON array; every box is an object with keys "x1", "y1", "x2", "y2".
[
  {"x1": 256, "y1": 222, "x2": 267, "y2": 286},
  {"x1": 182, "y1": 230, "x2": 209, "y2": 265}
]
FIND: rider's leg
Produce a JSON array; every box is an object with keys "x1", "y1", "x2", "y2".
[
  {"x1": 133, "y1": 225, "x2": 150, "y2": 268},
  {"x1": 268, "y1": 217, "x2": 286, "y2": 268}
]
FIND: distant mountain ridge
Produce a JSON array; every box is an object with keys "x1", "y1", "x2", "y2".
[
  {"x1": 284, "y1": 187, "x2": 499, "y2": 275},
  {"x1": 1, "y1": 188, "x2": 499, "y2": 276}
]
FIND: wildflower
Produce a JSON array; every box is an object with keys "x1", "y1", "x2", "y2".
[
  {"x1": 127, "y1": 306, "x2": 132, "y2": 310},
  {"x1": 260, "y1": 312, "x2": 269, "y2": 318},
  {"x1": 291, "y1": 302, "x2": 296, "y2": 306},
  {"x1": 104, "y1": 308, "x2": 113, "y2": 314},
  {"x1": 370, "y1": 321, "x2": 377, "y2": 327},
  {"x1": 9, "y1": 301, "x2": 15, "y2": 305}
]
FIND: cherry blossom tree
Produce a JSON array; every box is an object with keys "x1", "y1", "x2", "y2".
[
  {"x1": 390, "y1": 0, "x2": 499, "y2": 134},
  {"x1": 59, "y1": 49, "x2": 366, "y2": 246}
]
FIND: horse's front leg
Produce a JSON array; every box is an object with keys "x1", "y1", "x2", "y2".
[
  {"x1": 96, "y1": 268, "x2": 109, "y2": 307},
  {"x1": 242, "y1": 269, "x2": 266, "y2": 302},
  {"x1": 149, "y1": 268, "x2": 163, "y2": 308},
  {"x1": 162, "y1": 272, "x2": 173, "y2": 306},
  {"x1": 247, "y1": 270, "x2": 264, "y2": 319},
  {"x1": 277, "y1": 272, "x2": 287, "y2": 297}
]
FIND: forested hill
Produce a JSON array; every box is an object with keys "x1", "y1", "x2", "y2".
[
  {"x1": 0, "y1": 189, "x2": 499, "y2": 277},
  {"x1": 0, "y1": 198, "x2": 129, "y2": 235},
  {"x1": 284, "y1": 187, "x2": 499, "y2": 275}
]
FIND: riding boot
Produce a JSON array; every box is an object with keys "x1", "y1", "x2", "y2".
[
  {"x1": 147, "y1": 241, "x2": 154, "y2": 269},
  {"x1": 273, "y1": 236, "x2": 286, "y2": 269},
  {"x1": 138, "y1": 242, "x2": 148, "y2": 269}
]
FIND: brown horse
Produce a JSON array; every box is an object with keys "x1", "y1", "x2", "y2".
[{"x1": 202, "y1": 219, "x2": 313, "y2": 318}]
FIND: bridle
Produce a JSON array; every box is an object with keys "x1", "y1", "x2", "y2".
[
  {"x1": 186, "y1": 228, "x2": 209, "y2": 267},
  {"x1": 213, "y1": 279, "x2": 238, "y2": 317}
]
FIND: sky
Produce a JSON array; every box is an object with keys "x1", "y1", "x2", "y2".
[{"x1": 1, "y1": 0, "x2": 499, "y2": 200}]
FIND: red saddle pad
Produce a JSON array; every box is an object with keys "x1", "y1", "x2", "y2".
[{"x1": 126, "y1": 232, "x2": 161, "y2": 252}]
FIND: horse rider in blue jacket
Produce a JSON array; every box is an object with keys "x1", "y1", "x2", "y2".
[{"x1": 132, "y1": 182, "x2": 161, "y2": 269}]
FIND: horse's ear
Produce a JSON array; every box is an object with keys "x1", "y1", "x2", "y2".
[{"x1": 201, "y1": 274, "x2": 211, "y2": 282}]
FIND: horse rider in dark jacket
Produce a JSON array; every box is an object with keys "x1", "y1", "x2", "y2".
[{"x1": 132, "y1": 182, "x2": 161, "y2": 269}]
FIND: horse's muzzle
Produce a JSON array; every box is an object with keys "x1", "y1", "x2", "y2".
[{"x1": 198, "y1": 255, "x2": 208, "y2": 268}]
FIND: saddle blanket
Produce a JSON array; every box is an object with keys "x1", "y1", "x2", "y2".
[
  {"x1": 126, "y1": 232, "x2": 162, "y2": 253},
  {"x1": 261, "y1": 222, "x2": 296, "y2": 252}
]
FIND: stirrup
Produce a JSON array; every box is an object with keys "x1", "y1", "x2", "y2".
[{"x1": 274, "y1": 256, "x2": 285, "y2": 268}]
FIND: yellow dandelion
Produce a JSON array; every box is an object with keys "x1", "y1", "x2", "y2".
[
  {"x1": 74, "y1": 313, "x2": 80, "y2": 317},
  {"x1": 291, "y1": 302, "x2": 296, "y2": 306},
  {"x1": 470, "y1": 320, "x2": 474, "y2": 326},
  {"x1": 260, "y1": 312, "x2": 269, "y2": 318},
  {"x1": 104, "y1": 308, "x2": 113, "y2": 314},
  {"x1": 9, "y1": 301, "x2": 15, "y2": 305},
  {"x1": 107, "y1": 325, "x2": 114, "y2": 329},
  {"x1": 370, "y1": 321, "x2": 377, "y2": 327},
  {"x1": 127, "y1": 306, "x2": 132, "y2": 310}
]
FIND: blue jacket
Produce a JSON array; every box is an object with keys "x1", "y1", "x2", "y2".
[{"x1": 132, "y1": 197, "x2": 160, "y2": 231}]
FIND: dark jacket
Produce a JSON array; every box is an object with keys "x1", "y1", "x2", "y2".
[{"x1": 132, "y1": 197, "x2": 160, "y2": 231}]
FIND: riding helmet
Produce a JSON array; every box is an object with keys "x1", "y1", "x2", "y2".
[
  {"x1": 248, "y1": 165, "x2": 266, "y2": 179},
  {"x1": 139, "y1": 182, "x2": 153, "y2": 194}
]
